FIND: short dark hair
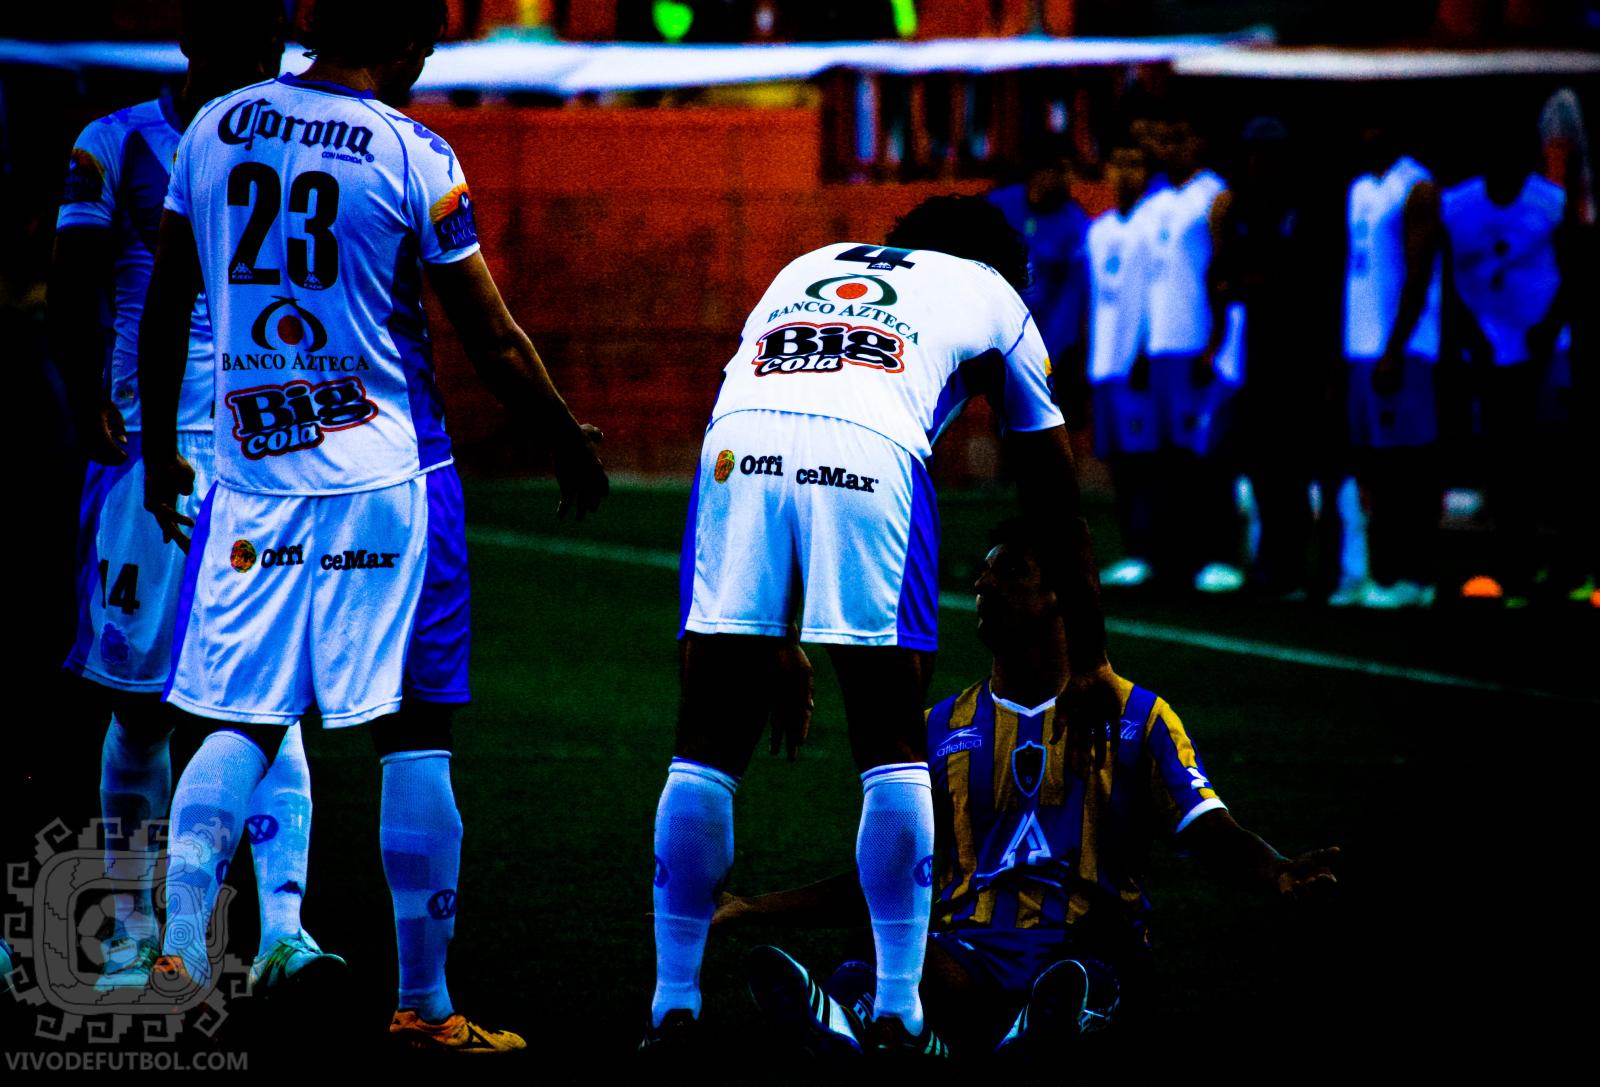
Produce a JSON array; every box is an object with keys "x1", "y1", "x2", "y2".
[
  {"x1": 885, "y1": 195, "x2": 1031, "y2": 293},
  {"x1": 303, "y1": 0, "x2": 449, "y2": 65},
  {"x1": 988, "y1": 516, "x2": 1045, "y2": 558},
  {"x1": 180, "y1": 0, "x2": 285, "y2": 58}
]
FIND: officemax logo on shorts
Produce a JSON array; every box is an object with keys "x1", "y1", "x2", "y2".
[
  {"x1": 320, "y1": 549, "x2": 400, "y2": 571},
  {"x1": 794, "y1": 465, "x2": 877, "y2": 492}
]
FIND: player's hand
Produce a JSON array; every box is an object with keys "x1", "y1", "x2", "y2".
[
  {"x1": 79, "y1": 401, "x2": 129, "y2": 465},
  {"x1": 1270, "y1": 845, "x2": 1341, "y2": 903},
  {"x1": 144, "y1": 449, "x2": 196, "y2": 552},
  {"x1": 555, "y1": 422, "x2": 609, "y2": 522},
  {"x1": 1372, "y1": 350, "x2": 1404, "y2": 395},
  {"x1": 1054, "y1": 660, "x2": 1120, "y2": 768},
  {"x1": 1189, "y1": 349, "x2": 1217, "y2": 390},
  {"x1": 1128, "y1": 354, "x2": 1151, "y2": 392},
  {"x1": 710, "y1": 891, "x2": 753, "y2": 928},
  {"x1": 769, "y1": 641, "x2": 814, "y2": 761}
]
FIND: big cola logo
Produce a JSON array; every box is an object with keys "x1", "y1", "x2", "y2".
[
  {"x1": 753, "y1": 322, "x2": 905, "y2": 377},
  {"x1": 226, "y1": 377, "x2": 378, "y2": 459}
]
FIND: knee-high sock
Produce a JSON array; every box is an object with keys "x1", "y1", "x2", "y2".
[
  {"x1": 650, "y1": 758, "x2": 738, "y2": 1028},
  {"x1": 857, "y1": 762, "x2": 934, "y2": 1033},
  {"x1": 163, "y1": 730, "x2": 268, "y2": 984},
  {"x1": 100, "y1": 715, "x2": 171, "y2": 947},
  {"x1": 247, "y1": 723, "x2": 313, "y2": 956},
  {"x1": 380, "y1": 750, "x2": 462, "y2": 1023}
]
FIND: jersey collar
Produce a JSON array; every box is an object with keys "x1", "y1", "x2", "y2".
[
  {"x1": 276, "y1": 72, "x2": 376, "y2": 100},
  {"x1": 990, "y1": 688, "x2": 1058, "y2": 717}
]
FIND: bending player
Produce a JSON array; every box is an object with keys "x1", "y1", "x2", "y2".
[
  {"x1": 720, "y1": 518, "x2": 1340, "y2": 1059},
  {"x1": 647, "y1": 196, "x2": 1120, "y2": 1056},
  {"x1": 136, "y1": 0, "x2": 607, "y2": 1052},
  {"x1": 51, "y1": 0, "x2": 341, "y2": 995}
]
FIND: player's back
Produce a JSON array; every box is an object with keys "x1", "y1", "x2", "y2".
[
  {"x1": 1144, "y1": 170, "x2": 1225, "y2": 354},
  {"x1": 709, "y1": 242, "x2": 1055, "y2": 463},
  {"x1": 1345, "y1": 156, "x2": 1440, "y2": 360},
  {"x1": 1085, "y1": 203, "x2": 1154, "y2": 382},
  {"x1": 170, "y1": 72, "x2": 480, "y2": 495}
]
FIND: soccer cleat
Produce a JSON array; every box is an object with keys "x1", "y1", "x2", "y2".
[
  {"x1": 637, "y1": 1008, "x2": 701, "y2": 1055},
  {"x1": 746, "y1": 945, "x2": 863, "y2": 1059},
  {"x1": 1100, "y1": 557, "x2": 1153, "y2": 588},
  {"x1": 248, "y1": 930, "x2": 347, "y2": 996},
  {"x1": 1328, "y1": 577, "x2": 1374, "y2": 607},
  {"x1": 148, "y1": 955, "x2": 202, "y2": 1002},
  {"x1": 1193, "y1": 563, "x2": 1244, "y2": 594},
  {"x1": 95, "y1": 936, "x2": 160, "y2": 992},
  {"x1": 995, "y1": 959, "x2": 1112, "y2": 1058},
  {"x1": 863, "y1": 1013, "x2": 949, "y2": 1059},
  {"x1": 1359, "y1": 580, "x2": 1435, "y2": 610},
  {"x1": 389, "y1": 1009, "x2": 527, "y2": 1053}
]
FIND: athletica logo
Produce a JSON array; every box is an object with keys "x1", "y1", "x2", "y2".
[
  {"x1": 933, "y1": 727, "x2": 984, "y2": 759},
  {"x1": 793, "y1": 465, "x2": 877, "y2": 493},
  {"x1": 62, "y1": 147, "x2": 104, "y2": 204},
  {"x1": 1011, "y1": 741, "x2": 1045, "y2": 798},
  {"x1": 1119, "y1": 720, "x2": 1142, "y2": 742},
  {"x1": 388, "y1": 113, "x2": 455, "y2": 178},
  {"x1": 913, "y1": 855, "x2": 934, "y2": 888},
  {"x1": 754, "y1": 322, "x2": 905, "y2": 376},
  {"x1": 231, "y1": 539, "x2": 258, "y2": 572},
  {"x1": 739, "y1": 454, "x2": 783, "y2": 477},
  {"x1": 250, "y1": 297, "x2": 328, "y2": 351},
  {"x1": 320, "y1": 549, "x2": 400, "y2": 571},
  {"x1": 226, "y1": 376, "x2": 380, "y2": 459},
  {"x1": 245, "y1": 815, "x2": 279, "y2": 844},
  {"x1": 714, "y1": 449, "x2": 736, "y2": 483},
  {"x1": 427, "y1": 889, "x2": 458, "y2": 920},
  {"x1": 217, "y1": 97, "x2": 374, "y2": 161},
  {"x1": 429, "y1": 184, "x2": 478, "y2": 252},
  {"x1": 653, "y1": 856, "x2": 669, "y2": 888},
  {"x1": 806, "y1": 275, "x2": 897, "y2": 306}
]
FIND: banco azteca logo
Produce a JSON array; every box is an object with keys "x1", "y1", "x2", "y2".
[
  {"x1": 805, "y1": 275, "x2": 898, "y2": 306},
  {"x1": 251, "y1": 296, "x2": 328, "y2": 353}
]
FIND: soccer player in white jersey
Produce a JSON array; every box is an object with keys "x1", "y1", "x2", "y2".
[
  {"x1": 136, "y1": 0, "x2": 607, "y2": 1052},
  {"x1": 646, "y1": 196, "x2": 1118, "y2": 1057},
  {"x1": 50, "y1": 0, "x2": 343, "y2": 996},
  {"x1": 1139, "y1": 116, "x2": 1243, "y2": 593},
  {"x1": 1340, "y1": 123, "x2": 1445, "y2": 610},
  {"x1": 1085, "y1": 141, "x2": 1161, "y2": 589},
  {"x1": 1441, "y1": 111, "x2": 1570, "y2": 605}
]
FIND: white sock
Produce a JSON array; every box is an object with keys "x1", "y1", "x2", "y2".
[
  {"x1": 99, "y1": 715, "x2": 170, "y2": 947},
  {"x1": 247, "y1": 723, "x2": 313, "y2": 957},
  {"x1": 857, "y1": 762, "x2": 934, "y2": 1034},
  {"x1": 650, "y1": 758, "x2": 738, "y2": 1028},
  {"x1": 380, "y1": 750, "x2": 462, "y2": 1023},
  {"x1": 163, "y1": 730, "x2": 268, "y2": 984}
]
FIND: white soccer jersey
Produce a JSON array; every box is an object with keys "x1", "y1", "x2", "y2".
[
  {"x1": 1344, "y1": 155, "x2": 1443, "y2": 361},
  {"x1": 57, "y1": 97, "x2": 215, "y2": 433},
  {"x1": 708, "y1": 242, "x2": 1063, "y2": 463},
  {"x1": 1085, "y1": 202, "x2": 1156, "y2": 382},
  {"x1": 1441, "y1": 174, "x2": 1565, "y2": 366},
  {"x1": 1144, "y1": 169, "x2": 1226, "y2": 356},
  {"x1": 165, "y1": 73, "x2": 481, "y2": 495}
]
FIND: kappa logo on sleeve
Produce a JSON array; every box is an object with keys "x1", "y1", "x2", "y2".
[
  {"x1": 430, "y1": 184, "x2": 478, "y2": 252},
  {"x1": 388, "y1": 113, "x2": 456, "y2": 178},
  {"x1": 225, "y1": 376, "x2": 379, "y2": 459},
  {"x1": 62, "y1": 148, "x2": 105, "y2": 204}
]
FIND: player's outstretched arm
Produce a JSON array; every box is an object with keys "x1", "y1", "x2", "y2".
[
  {"x1": 135, "y1": 210, "x2": 201, "y2": 549},
  {"x1": 1179, "y1": 808, "x2": 1340, "y2": 903},
  {"x1": 426, "y1": 253, "x2": 608, "y2": 520},
  {"x1": 1004, "y1": 424, "x2": 1117, "y2": 759},
  {"x1": 49, "y1": 227, "x2": 126, "y2": 464},
  {"x1": 712, "y1": 871, "x2": 868, "y2": 930}
]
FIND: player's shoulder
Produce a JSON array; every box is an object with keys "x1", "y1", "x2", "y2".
[
  {"x1": 376, "y1": 104, "x2": 464, "y2": 174},
  {"x1": 1439, "y1": 176, "x2": 1485, "y2": 215},
  {"x1": 1523, "y1": 175, "x2": 1566, "y2": 219},
  {"x1": 76, "y1": 99, "x2": 157, "y2": 148},
  {"x1": 927, "y1": 678, "x2": 989, "y2": 734}
]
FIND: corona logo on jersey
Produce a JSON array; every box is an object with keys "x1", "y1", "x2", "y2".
[
  {"x1": 754, "y1": 322, "x2": 906, "y2": 376},
  {"x1": 429, "y1": 184, "x2": 478, "y2": 252},
  {"x1": 225, "y1": 376, "x2": 380, "y2": 460},
  {"x1": 217, "y1": 97, "x2": 375, "y2": 161},
  {"x1": 713, "y1": 449, "x2": 736, "y2": 483},
  {"x1": 805, "y1": 275, "x2": 898, "y2": 306},
  {"x1": 62, "y1": 147, "x2": 104, "y2": 203}
]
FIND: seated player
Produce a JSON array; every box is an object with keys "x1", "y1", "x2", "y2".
[{"x1": 718, "y1": 518, "x2": 1339, "y2": 1059}]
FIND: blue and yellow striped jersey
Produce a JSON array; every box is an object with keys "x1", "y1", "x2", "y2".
[{"x1": 927, "y1": 674, "x2": 1224, "y2": 946}]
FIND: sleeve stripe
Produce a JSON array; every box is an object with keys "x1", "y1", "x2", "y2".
[
  {"x1": 1175, "y1": 797, "x2": 1226, "y2": 834},
  {"x1": 1000, "y1": 311, "x2": 1034, "y2": 360}
]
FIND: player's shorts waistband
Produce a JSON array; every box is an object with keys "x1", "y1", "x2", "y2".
[{"x1": 212, "y1": 458, "x2": 455, "y2": 498}]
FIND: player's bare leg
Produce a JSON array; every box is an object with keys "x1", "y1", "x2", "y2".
[{"x1": 828, "y1": 644, "x2": 945, "y2": 1054}]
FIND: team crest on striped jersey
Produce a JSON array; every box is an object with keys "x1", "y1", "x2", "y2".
[{"x1": 1011, "y1": 741, "x2": 1045, "y2": 797}]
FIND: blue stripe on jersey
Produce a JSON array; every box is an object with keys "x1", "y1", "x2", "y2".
[
  {"x1": 953, "y1": 683, "x2": 997, "y2": 923},
  {"x1": 895, "y1": 460, "x2": 939, "y2": 650},
  {"x1": 162, "y1": 484, "x2": 217, "y2": 702},
  {"x1": 676, "y1": 465, "x2": 703, "y2": 638},
  {"x1": 277, "y1": 72, "x2": 376, "y2": 100},
  {"x1": 1000, "y1": 312, "x2": 1033, "y2": 360},
  {"x1": 926, "y1": 349, "x2": 1002, "y2": 447},
  {"x1": 389, "y1": 233, "x2": 453, "y2": 471}
]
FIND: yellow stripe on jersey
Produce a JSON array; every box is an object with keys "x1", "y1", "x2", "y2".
[
  {"x1": 1150, "y1": 699, "x2": 1219, "y2": 804},
  {"x1": 1039, "y1": 705, "x2": 1068, "y2": 808}
]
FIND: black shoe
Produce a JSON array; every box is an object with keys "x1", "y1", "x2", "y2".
[
  {"x1": 995, "y1": 958, "x2": 1091, "y2": 1058},
  {"x1": 746, "y1": 945, "x2": 863, "y2": 1059},
  {"x1": 638, "y1": 1008, "x2": 701, "y2": 1056},
  {"x1": 863, "y1": 1013, "x2": 949, "y2": 1059}
]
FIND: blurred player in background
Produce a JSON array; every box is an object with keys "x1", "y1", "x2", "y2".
[
  {"x1": 1340, "y1": 120, "x2": 1445, "y2": 609},
  {"x1": 719, "y1": 518, "x2": 1339, "y2": 1060},
  {"x1": 49, "y1": 0, "x2": 344, "y2": 996},
  {"x1": 1084, "y1": 139, "x2": 1161, "y2": 587},
  {"x1": 1140, "y1": 113, "x2": 1243, "y2": 593},
  {"x1": 137, "y1": 0, "x2": 607, "y2": 1051},
  {"x1": 649, "y1": 196, "x2": 1118, "y2": 1057},
  {"x1": 1211, "y1": 117, "x2": 1345, "y2": 601},
  {"x1": 1442, "y1": 105, "x2": 1570, "y2": 606}
]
